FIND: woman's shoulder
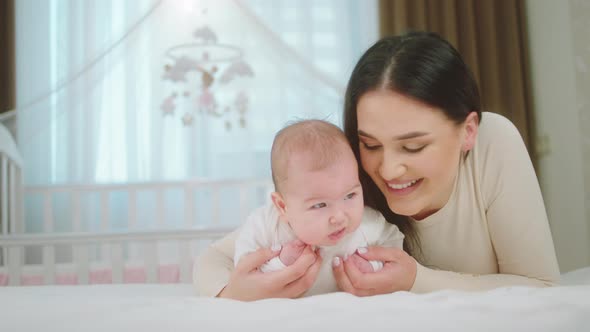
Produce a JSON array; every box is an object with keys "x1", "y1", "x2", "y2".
[
  {"x1": 474, "y1": 112, "x2": 528, "y2": 166},
  {"x1": 477, "y1": 112, "x2": 523, "y2": 148},
  {"x1": 471, "y1": 112, "x2": 534, "y2": 201}
]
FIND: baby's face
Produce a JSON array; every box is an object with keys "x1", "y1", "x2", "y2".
[{"x1": 276, "y1": 149, "x2": 364, "y2": 246}]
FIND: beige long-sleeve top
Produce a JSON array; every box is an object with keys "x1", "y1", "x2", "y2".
[{"x1": 193, "y1": 112, "x2": 560, "y2": 296}]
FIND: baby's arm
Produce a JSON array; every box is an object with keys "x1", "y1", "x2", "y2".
[
  {"x1": 234, "y1": 207, "x2": 308, "y2": 273},
  {"x1": 234, "y1": 206, "x2": 275, "y2": 269},
  {"x1": 259, "y1": 240, "x2": 307, "y2": 272},
  {"x1": 279, "y1": 240, "x2": 307, "y2": 265}
]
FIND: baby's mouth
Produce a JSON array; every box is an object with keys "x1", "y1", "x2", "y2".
[{"x1": 328, "y1": 228, "x2": 346, "y2": 241}]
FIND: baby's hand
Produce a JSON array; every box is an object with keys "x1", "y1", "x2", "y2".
[
  {"x1": 279, "y1": 239, "x2": 307, "y2": 266},
  {"x1": 348, "y1": 253, "x2": 375, "y2": 273}
]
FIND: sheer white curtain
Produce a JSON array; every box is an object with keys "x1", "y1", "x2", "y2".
[
  {"x1": 16, "y1": 0, "x2": 162, "y2": 185},
  {"x1": 15, "y1": 0, "x2": 378, "y2": 240},
  {"x1": 16, "y1": 0, "x2": 378, "y2": 186}
]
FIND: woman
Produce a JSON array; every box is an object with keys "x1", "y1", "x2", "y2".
[{"x1": 194, "y1": 31, "x2": 559, "y2": 300}]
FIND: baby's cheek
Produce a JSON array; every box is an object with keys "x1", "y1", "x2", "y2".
[
  {"x1": 294, "y1": 225, "x2": 324, "y2": 245},
  {"x1": 349, "y1": 212, "x2": 364, "y2": 231}
]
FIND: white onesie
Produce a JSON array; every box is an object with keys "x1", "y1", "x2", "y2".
[{"x1": 234, "y1": 202, "x2": 404, "y2": 296}]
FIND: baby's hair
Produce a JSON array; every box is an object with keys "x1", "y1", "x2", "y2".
[{"x1": 271, "y1": 119, "x2": 350, "y2": 193}]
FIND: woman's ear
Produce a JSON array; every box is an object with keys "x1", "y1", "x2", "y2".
[
  {"x1": 462, "y1": 112, "x2": 479, "y2": 152},
  {"x1": 271, "y1": 192, "x2": 288, "y2": 221}
]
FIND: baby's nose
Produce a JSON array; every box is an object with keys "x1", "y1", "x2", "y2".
[{"x1": 329, "y1": 212, "x2": 345, "y2": 224}]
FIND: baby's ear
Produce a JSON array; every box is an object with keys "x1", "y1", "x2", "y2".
[{"x1": 271, "y1": 192, "x2": 288, "y2": 219}]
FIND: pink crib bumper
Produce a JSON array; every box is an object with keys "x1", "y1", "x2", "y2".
[{"x1": 0, "y1": 263, "x2": 186, "y2": 286}]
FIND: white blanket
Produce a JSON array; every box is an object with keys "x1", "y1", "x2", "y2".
[{"x1": 2, "y1": 270, "x2": 589, "y2": 332}]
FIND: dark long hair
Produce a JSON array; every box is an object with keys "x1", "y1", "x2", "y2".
[{"x1": 343, "y1": 31, "x2": 482, "y2": 257}]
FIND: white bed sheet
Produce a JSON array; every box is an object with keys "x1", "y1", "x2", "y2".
[{"x1": 1, "y1": 270, "x2": 589, "y2": 332}]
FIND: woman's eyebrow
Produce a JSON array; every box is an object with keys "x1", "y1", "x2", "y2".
[
  {"x1": 358, "y1": 130, "x2": 429, "y2": 141},
  {"x1": 357, "y1": 130, "x2": 375, "y2": 139},
  {"x1": 393, "y1": 131, "x2": 429, "y2": 140}
]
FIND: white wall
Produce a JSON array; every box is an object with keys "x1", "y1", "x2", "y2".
[{"x1": 526, "y1": 0, "x2": 590, "y2": 272}]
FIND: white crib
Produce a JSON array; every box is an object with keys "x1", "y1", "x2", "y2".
[{"x1": 0, "y1": 121, "x2": 272, "y2": 286}]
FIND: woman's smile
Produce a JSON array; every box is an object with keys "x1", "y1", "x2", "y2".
[{"x1": 385, "y1": 178, "x2": 423, "y2": 196}]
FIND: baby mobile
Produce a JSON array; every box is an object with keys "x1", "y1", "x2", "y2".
[{"x1": 160, "y1": 11, "x2": 254, "y2": 130}]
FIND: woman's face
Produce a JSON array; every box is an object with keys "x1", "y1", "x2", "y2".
[{"x1": 356, "y1": 89, "x2": 477, "y2": 220}]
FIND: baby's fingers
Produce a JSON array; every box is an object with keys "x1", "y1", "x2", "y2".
[{"x1": 349, "y1": 254, "x2": 374, "y2": 273}]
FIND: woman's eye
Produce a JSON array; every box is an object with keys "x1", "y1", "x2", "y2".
[
  {"x1": 403, "y1": 145, "x2": 426, "y2": 153},
  {"x1": 311, "y1": 202, "x2": 327, "y2": 209},
  {"x1": 361, "y1": 142, "x2": 381, "y2": 151},
  {"x1": 345, "y1": 192, "x2": 357, "y2": 200}
]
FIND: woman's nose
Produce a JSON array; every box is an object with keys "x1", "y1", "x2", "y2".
[{"x1": 379, "y1": 150, "x2": 407, "y2": 180}]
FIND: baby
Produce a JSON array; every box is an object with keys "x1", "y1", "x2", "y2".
[{"x1": 234, "y1": 119, "x2": 404, "y2": 296}]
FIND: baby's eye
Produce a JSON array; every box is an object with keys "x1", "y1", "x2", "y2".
[
  {"x1": 311, "y1": 202, "x2": 327, "y2": 209},
  {"x1": 344, "y1": 192, "x2": 357, "y2": 200}
]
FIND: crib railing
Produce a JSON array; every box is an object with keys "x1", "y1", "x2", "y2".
[
  {"x1": 24, "y1": 178, "x2": 273, "y2": 232},
  {"x1": 0, "y1": 227, "x2": 232, "y2": 286},
  {"x1": 0, "y1": 178, "x2": 273, "y2": 286}
]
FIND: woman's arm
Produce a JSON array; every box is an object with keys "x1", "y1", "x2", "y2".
[
  {"x1": 410, "y1": 263, "x2": 555, "y2": 293},
  {"x1": 333, "y1": 244, "x2": 555, "y2": 297},
  {"x1": 477, "y1": 113, "x2": 560, "y2": 284},
  {"x1": 194, "y1": 230, "x2": 239, "y2": 297}
]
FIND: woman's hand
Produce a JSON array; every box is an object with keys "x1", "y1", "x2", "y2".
[
  {"x1": 332, "y1": 246, "x2": 417, "y2": 296},
  {"x1": 218, "y1": 245, "x2": 322, "y2": 301}
]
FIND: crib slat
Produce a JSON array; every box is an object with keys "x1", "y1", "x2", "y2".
[
  {"x1": 43, "y1": 193, "x2": 54, "y2": 232},
  {"x1": 128, "y1": 190, "x2": 137, "y2": 229},
  {"x1": 212, "y1": 185, "x2": 220, "y2": 225},
  {"x1": 8, "y1": 246, "x2": 22, "y2": 286},
  {"x1": 15, "y1": 167, "x2": 24, "y2": 233},
  {"x1": 156, "y1": 190, "x2": 165, "y2": 227},
  {"x1": 239, "y1": 185, "x2": 249, "y2": 224},
  {"x1": 100, "y1": 191, "x2": 109, "y2": 231},
  {"x1": 110, "y1": 242, "x2": 123, "y2": 283},
  {"x1": 144, "y1": 241, "x2": 158, "y2": 283},
  {"x1": 127, "y1": 190, "x2": 139, "y2": 262},
  {"x1": 100, "y1": 191, "x2": 109, "y2": 264},
  {"x1": 184, "y1": 186, "x2": 194, "y2": 228},
  {"x1": 179, "y1": 240, "x2": 190, "y2": 283},
  {"x1": 43, "y1": 245, "x2": 56, "y2": 284},
  {"x1": 8, "y1": 162, "x2": 17, "y2": 233},
  {"x1": 1, "y1": 155, "x2": 8, "y2": 235},
  {"x1": 74, "y1": 244, "x2": 89, "y2": 284},
  {"x1": 1, "y1": 245, "x2": 6, "y2": 268},
  {"x1": 0, "y1": 157, "x2": 5, "y2": 266},
  {"x1": 71, "y1": 193, "x2": 81, "y2": 232}
]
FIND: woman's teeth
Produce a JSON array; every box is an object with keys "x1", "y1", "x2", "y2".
[{"x1": 388, "y1": 179, "x2": 418, "y2": 190}]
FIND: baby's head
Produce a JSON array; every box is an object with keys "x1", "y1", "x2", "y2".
[{"x1": 270, "y1": 120, "x2": 364, "y2": 247}]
